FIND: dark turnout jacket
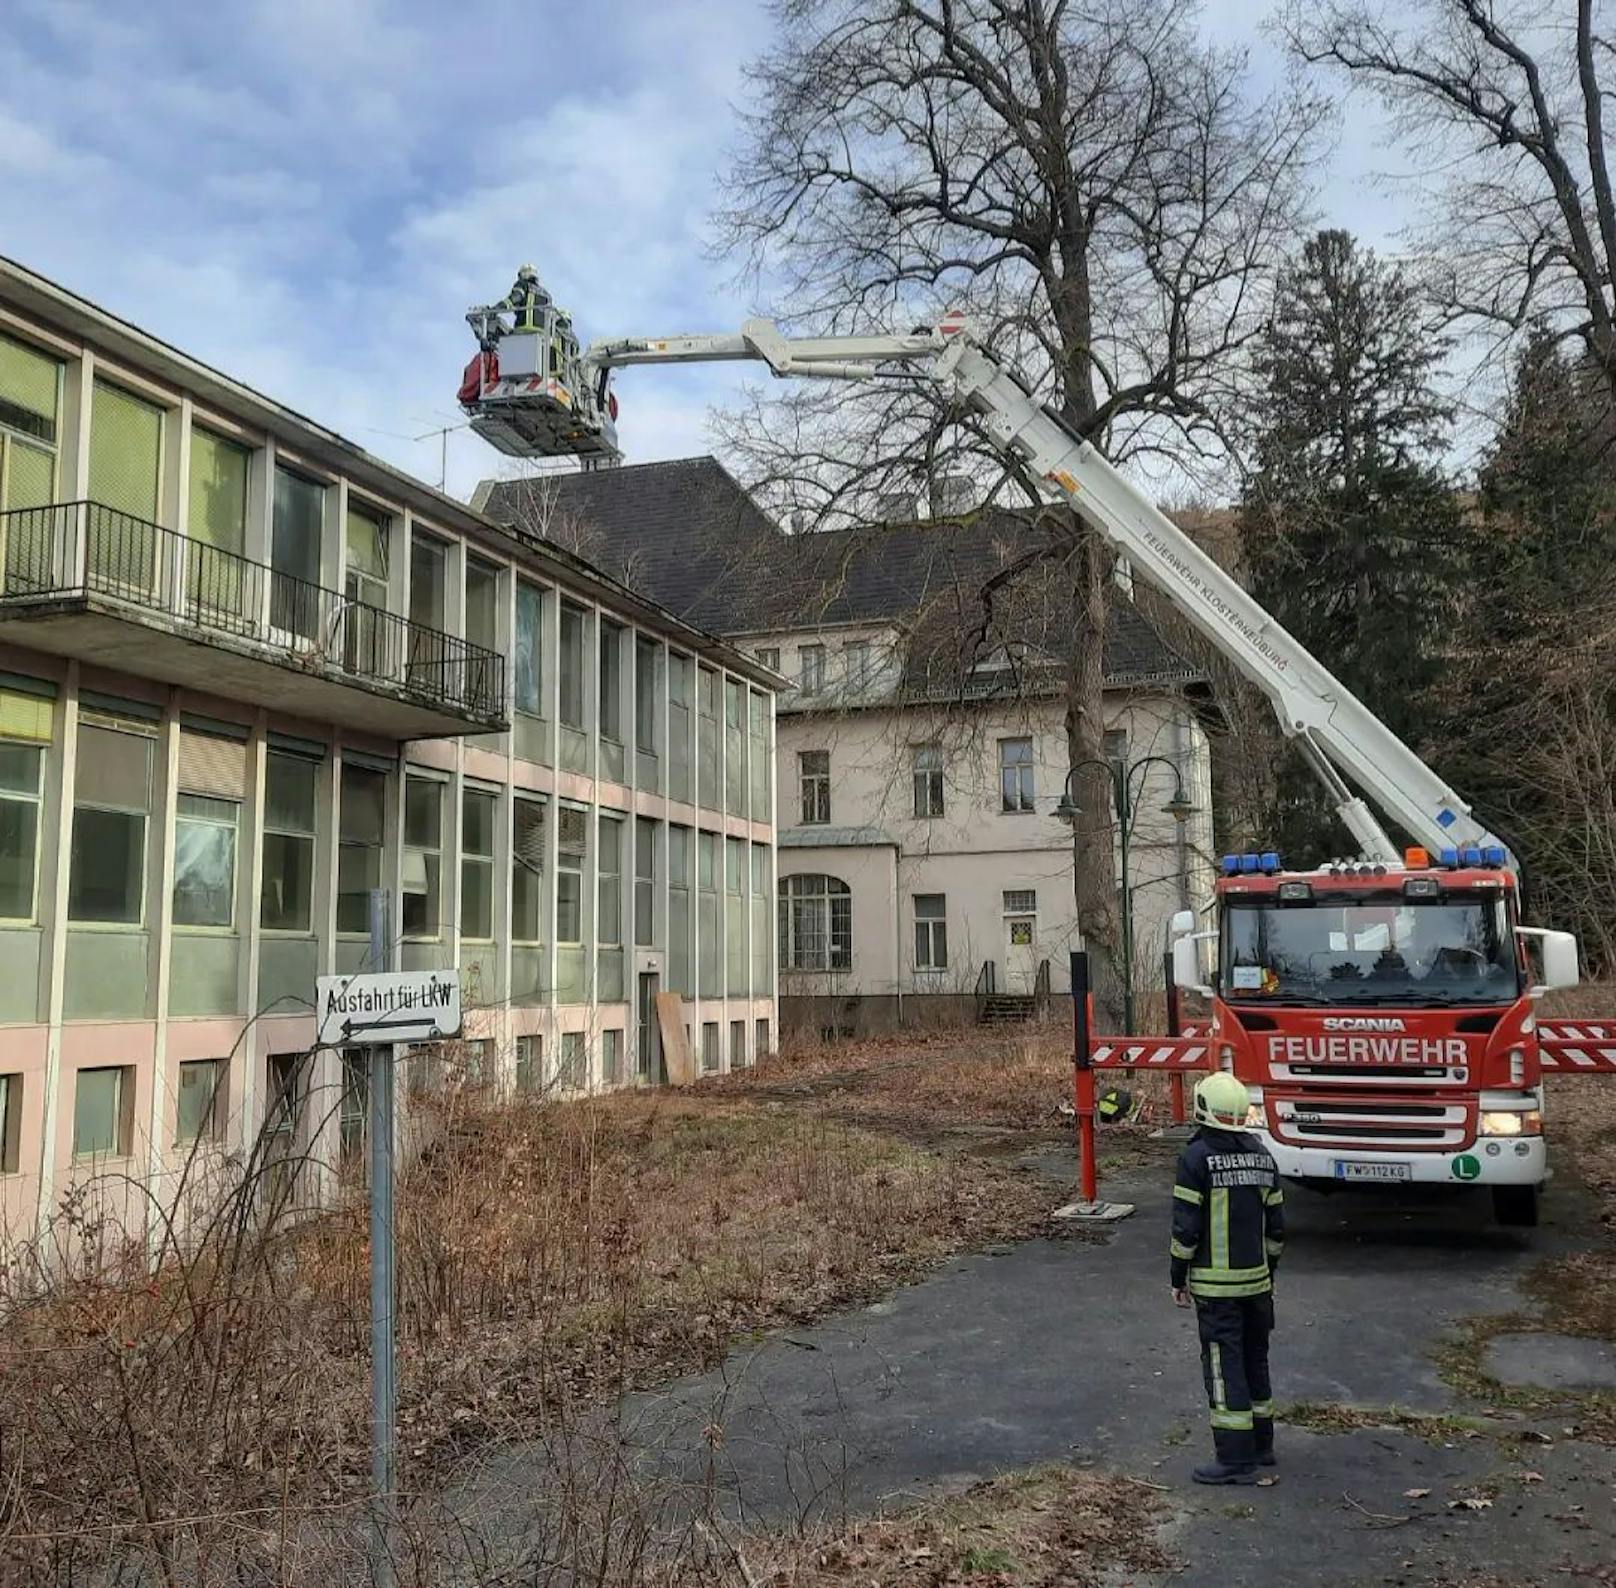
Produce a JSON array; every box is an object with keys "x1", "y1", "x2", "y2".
[{"x1": 1169, "y1": 1127, "x2": 1285, "y2": 1299}]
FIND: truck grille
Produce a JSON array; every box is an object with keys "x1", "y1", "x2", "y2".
[
  {"x1": 1268, "y1": 1059, "x2": 1469, "y2": 1088},
  {"x1": 1266, "y1": 1096, "x2": 1473, "y2": 1151}
]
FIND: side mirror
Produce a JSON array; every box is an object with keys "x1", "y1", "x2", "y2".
[
  {"x1": 1517, "y1": 926, "x2": 1579, "y2": 995},
  {"x1": 1173, "y1": 934, "x2": 1215, "y2": 1001},
  {"x1": 1170, "y1": 908, "x2": 1196, "y2": 940}
]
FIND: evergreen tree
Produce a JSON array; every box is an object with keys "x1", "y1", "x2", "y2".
[
  {"x1": 1238, "y1": 229, "x2": 1466, "y2": 863},
  {"x1": 1434, "y1": 337, "x2": 1616, "y2": 963}
]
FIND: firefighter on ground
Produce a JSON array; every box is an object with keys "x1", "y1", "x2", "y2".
[{"x1": 1169, "y1": 1071, "x2": 1285, "y2": 1485}]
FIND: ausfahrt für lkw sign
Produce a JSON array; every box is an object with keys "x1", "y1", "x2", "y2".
[{"x1": 315, "y1": 970, "x2": 461, "y2": 1047}]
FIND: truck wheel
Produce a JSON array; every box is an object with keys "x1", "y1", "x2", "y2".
[{"x1": 1492, "y1": 1185, "x2": 1539, "y2": 1228}]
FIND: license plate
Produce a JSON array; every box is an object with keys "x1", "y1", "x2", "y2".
[{"x1": 1333, "y1": 1160, "x2": 1410, "y2": 1183}]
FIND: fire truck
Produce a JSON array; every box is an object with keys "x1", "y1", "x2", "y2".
[{"x1": 459, "y1": 277, "x2": 1616, "y2": 1227}]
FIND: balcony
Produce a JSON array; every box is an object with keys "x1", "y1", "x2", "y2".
[{"x1": 0, "y1": 502, "x2": 507, "y2": 738}]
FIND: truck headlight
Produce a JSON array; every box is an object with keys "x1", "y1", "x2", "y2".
[{"x1": 1480, "y1": 1110, "x2": 1542, "y2": 1137}]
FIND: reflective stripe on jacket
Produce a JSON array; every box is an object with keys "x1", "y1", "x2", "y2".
[{"x1": 1170, "y1": 1127, "x2": 1284, "y2": 1298}]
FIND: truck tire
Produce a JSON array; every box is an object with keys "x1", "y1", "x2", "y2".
[{"x1": 1492, "y1": 1185, "x2": 1539, "y2": 1228}]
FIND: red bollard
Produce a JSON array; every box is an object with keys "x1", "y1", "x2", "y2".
[
  {"x1": 1060, "y1": 952, "x2": 1132, "y2": 1220},
  {"x1": 1164, "y1": 949, "x2": 1188, "y2": 1126}
]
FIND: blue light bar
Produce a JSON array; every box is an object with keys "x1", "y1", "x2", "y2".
[
  {"x1": 1221, "y1": 854, "x2": 1240, "y2": 875},
  {"x1": 1483, "y1": 845, "x2": 1507, "y2": 867},
  {"x1": 1239, "y1": 854, "x2": 1261, "y2": 874},
  {"x1": 1460, "y1": 845, "x2": 1483, "y2": 866},
  {"x1": 1439, "y1": 847, "x2": 1459, "y2": 867},
  {"x1": 1259, "y1": 851, "x2": 1281, "y2": 873}
]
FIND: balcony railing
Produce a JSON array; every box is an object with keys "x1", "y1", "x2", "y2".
[{"x1": 0, "y1": 501, "x2": 505, "y2": 722}]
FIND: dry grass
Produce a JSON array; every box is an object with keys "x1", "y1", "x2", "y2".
[
  {"x1": 0, "y1": 1072, "x2": 1057, "y2": 1584},
  {"x1": 729, "y1": 1021, "x2": 1181, "y2": 1140},
  {"x1": 732, "y1": 1465, "x2": 1173, "y2": 1587}
]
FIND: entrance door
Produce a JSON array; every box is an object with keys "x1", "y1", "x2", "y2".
[
  {"x1": 1005, "y1": 914, "x2": 1039, "y2": 993},
  {"x1": 637, "y1": 971, "x2": 662, "y2": 1084}
]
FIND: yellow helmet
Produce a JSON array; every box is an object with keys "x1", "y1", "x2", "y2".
[{"x1": 1193, "y1": 1071, "x2": 1251, "y2": 1130}]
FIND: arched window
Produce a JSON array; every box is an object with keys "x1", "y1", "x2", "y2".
[{"x1": 779, "y1": 873, "x2": 852, "y2": 971}]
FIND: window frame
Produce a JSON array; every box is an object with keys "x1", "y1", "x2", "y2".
[
  {"x1": 912, "y1": 744, "x2": 945, "y2": 820},
  {"x1": 461, "y1": 786, "x2": 497, "y2": 942},
  {"x1": 514, "y1": 580, "x2": 546, "y2": 718},
  {"x1": 0, "y1": 739, "x2": 45, "y2": 925},
  {"x1": 512, "y1": 793, "x2": 547, "y2": 946},
  {"x1": 799, "y1": 643, "x2": 826, "y2": 693},
  {"x1": 556, "y1": 803, "x2": 589, "y2": 945},
  {"x1": 175, "y1": 1056, "x2": 228, "y2": 1147},
  {"x1": 0, "y1": 1070, "x2": 22, "y2": 1174},
  {"x1": 999, "y1": 736, "x2": 1036, "y2": 814},
  {"x1": 559, "y1": 601, "x2": 588, "y2": 731},
  {"x1": 72, "y1": 1064, "x2": 132, "y2": 1161},
  {"x1": 172, "y1": 791, "x2": 241, "y2": 931},
  {"x1": 599, "y1": 618, "x2": 625, "y2": 746},
  {"x1": 778, "y1": 873, "x2": 853, "y2": 972},
  {"x1": 336, "y1": 762, "x2": 388, "y2": 936},
  {"x1": 799, "y1": 749, "x2": 831, "y2": 826},
  {"x1": 634, "y1": 815, "x2": 656, "y2": 948},
  {"x1": 913, "y1": 893, "x2": 948, "y2": 971},
  {"x1": 597, "y1": 812, "x2": 624, "y2": 948},
  {"x1": 260, "y1": 750, "x2": 319, "y2": 934},
  {"x1": 402, "y1": 775, "x2": 444, "y2": 941},
  {"x1": 68, "y1": 719, "x2": 155, "y2": 928}
]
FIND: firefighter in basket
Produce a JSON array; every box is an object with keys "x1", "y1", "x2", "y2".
[{"x1": 1169, "y1": 1071, "x2": 1285, "y2": 1485}]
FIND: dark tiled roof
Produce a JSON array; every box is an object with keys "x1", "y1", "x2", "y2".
[{"x1": 478, "y1": 457, "x2": 1199, "y2": 688}]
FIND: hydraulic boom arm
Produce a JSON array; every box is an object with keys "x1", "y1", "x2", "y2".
[{"x1": 486, "y1": 307, "x2": 1503, "y2": 863}]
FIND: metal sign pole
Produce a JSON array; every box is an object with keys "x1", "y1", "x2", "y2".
[{"x1": 368, "y1": 887, "x2": 396, "y2": 1588}]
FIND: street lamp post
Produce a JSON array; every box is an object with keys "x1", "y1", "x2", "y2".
[{"x1": 1056, "y1": 755, "x2": 1196, "y2": 1034}]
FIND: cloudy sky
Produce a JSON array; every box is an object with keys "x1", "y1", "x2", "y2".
[{"x1": 1, "y1": 0, "x2": 1413, "y2": 502}]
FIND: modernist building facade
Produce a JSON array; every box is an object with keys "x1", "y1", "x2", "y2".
[
  {"x1": 0, "y1": 260, "x2": 778, "y2": 1246},
  {"x1": 479, "y1": 456, "x2": 1217, "y2": 1036}
]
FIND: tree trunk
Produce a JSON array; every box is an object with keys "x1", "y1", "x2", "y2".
[{"x1": 1065, "y1": 532, "x2": 1126, "y2": 1029}]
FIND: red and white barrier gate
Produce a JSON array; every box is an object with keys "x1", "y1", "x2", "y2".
[{"x1": 1539, "y1": 1022, "x2": 1616, "y2": 1073}]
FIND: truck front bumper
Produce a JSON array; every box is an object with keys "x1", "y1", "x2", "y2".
[{"x1": 1257, "y1": 1132, "x2": 1546, "y2": 1187}]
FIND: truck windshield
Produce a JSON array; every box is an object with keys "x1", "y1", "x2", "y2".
[{"x1": 1222, "y1": 891, "x2": 1518, "y2": 1006}]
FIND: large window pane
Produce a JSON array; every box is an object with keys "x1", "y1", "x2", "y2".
[
  {"x1": 0, "y1": 331, "x2": 61, "y2": 444},
  {"x1": 73, "y1": 1066, "x2": 128, "y2": 1159},
  {"x1": 188, "y1": 428, "x2": 248, "y2": 557},
  {"x1": 512, "y1": 795, "x2": 547, "y2": 943},
  {"x1": 600, "y1": 622, "x2": 623, "y2": 743},
  {"x1": 271, "y1": 468, "x2": 323, "y2": 637},
  {"x1": 261, "y1": 752, "x2": 318, "y2": 931},
  {"x1": 337, "y1": 764, "x2": 387, "y2": 934},
  {"x1": 557, "y1": 804, "x2": 588, "y2": 943},
  {"x1": 779, "y1": 875, "x2": 853, "y2": 971},
  {"x1": 462, "y1": 788, "x2": 496, "y2": 941},
  {"x1": 598, "y1": 815, "x2": 623, "y2": 945},
  {"x1": 70, "y1": 724, "x2": 152, "y2": 924},
  {"x1": 402, "y1": 777, "x2": 442, "y2": 938},
  {"x1": 89, "y1": 381, "x2": 163, "y2": 522},
  {"x1": 559, "y1": 604, "x2": 586, "y2": 728},
  {"x1": 515, "y1": 582, "x2": 544, "y2": 716},
  {"x1": 88, "y1": 382, "x2": 162, "y2": 601},
  {"x1": 173, "y1": 793, "x2": 238, "y2": 927},
  {"x1": 0, "y1": 742, "x2": 42, "y2": 920},
  {"x1": 635, "y1": 816, "x2": 655, "y2": 947},
  {"x1": 466, "y1": 558, "x2": 501, "y2": 652},
  {"x1": 697, "y1": 667, "x2": 719, "y2": 809},
  {"x1": 668, "y1": 653, "x2": 693, "y2": 803},
  {"x1": 176, "y1": 1057, "x2": 226, "y2": 1144},
  {"x1": 635, "y1": 638, "x2": 659, "y2": 753}
]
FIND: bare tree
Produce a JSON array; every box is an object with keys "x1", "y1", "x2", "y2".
[
  {"x1": 1286, "y1": 0, "x2": 1616, "y2": 404},
  {"x1": 714, "y1": 0, "x2": 1322, "y2": 1019}
]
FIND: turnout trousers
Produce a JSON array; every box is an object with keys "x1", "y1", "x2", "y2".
[{"x1": 1195, "y1": 1294, "x2": 1274, "y2": 1467}]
